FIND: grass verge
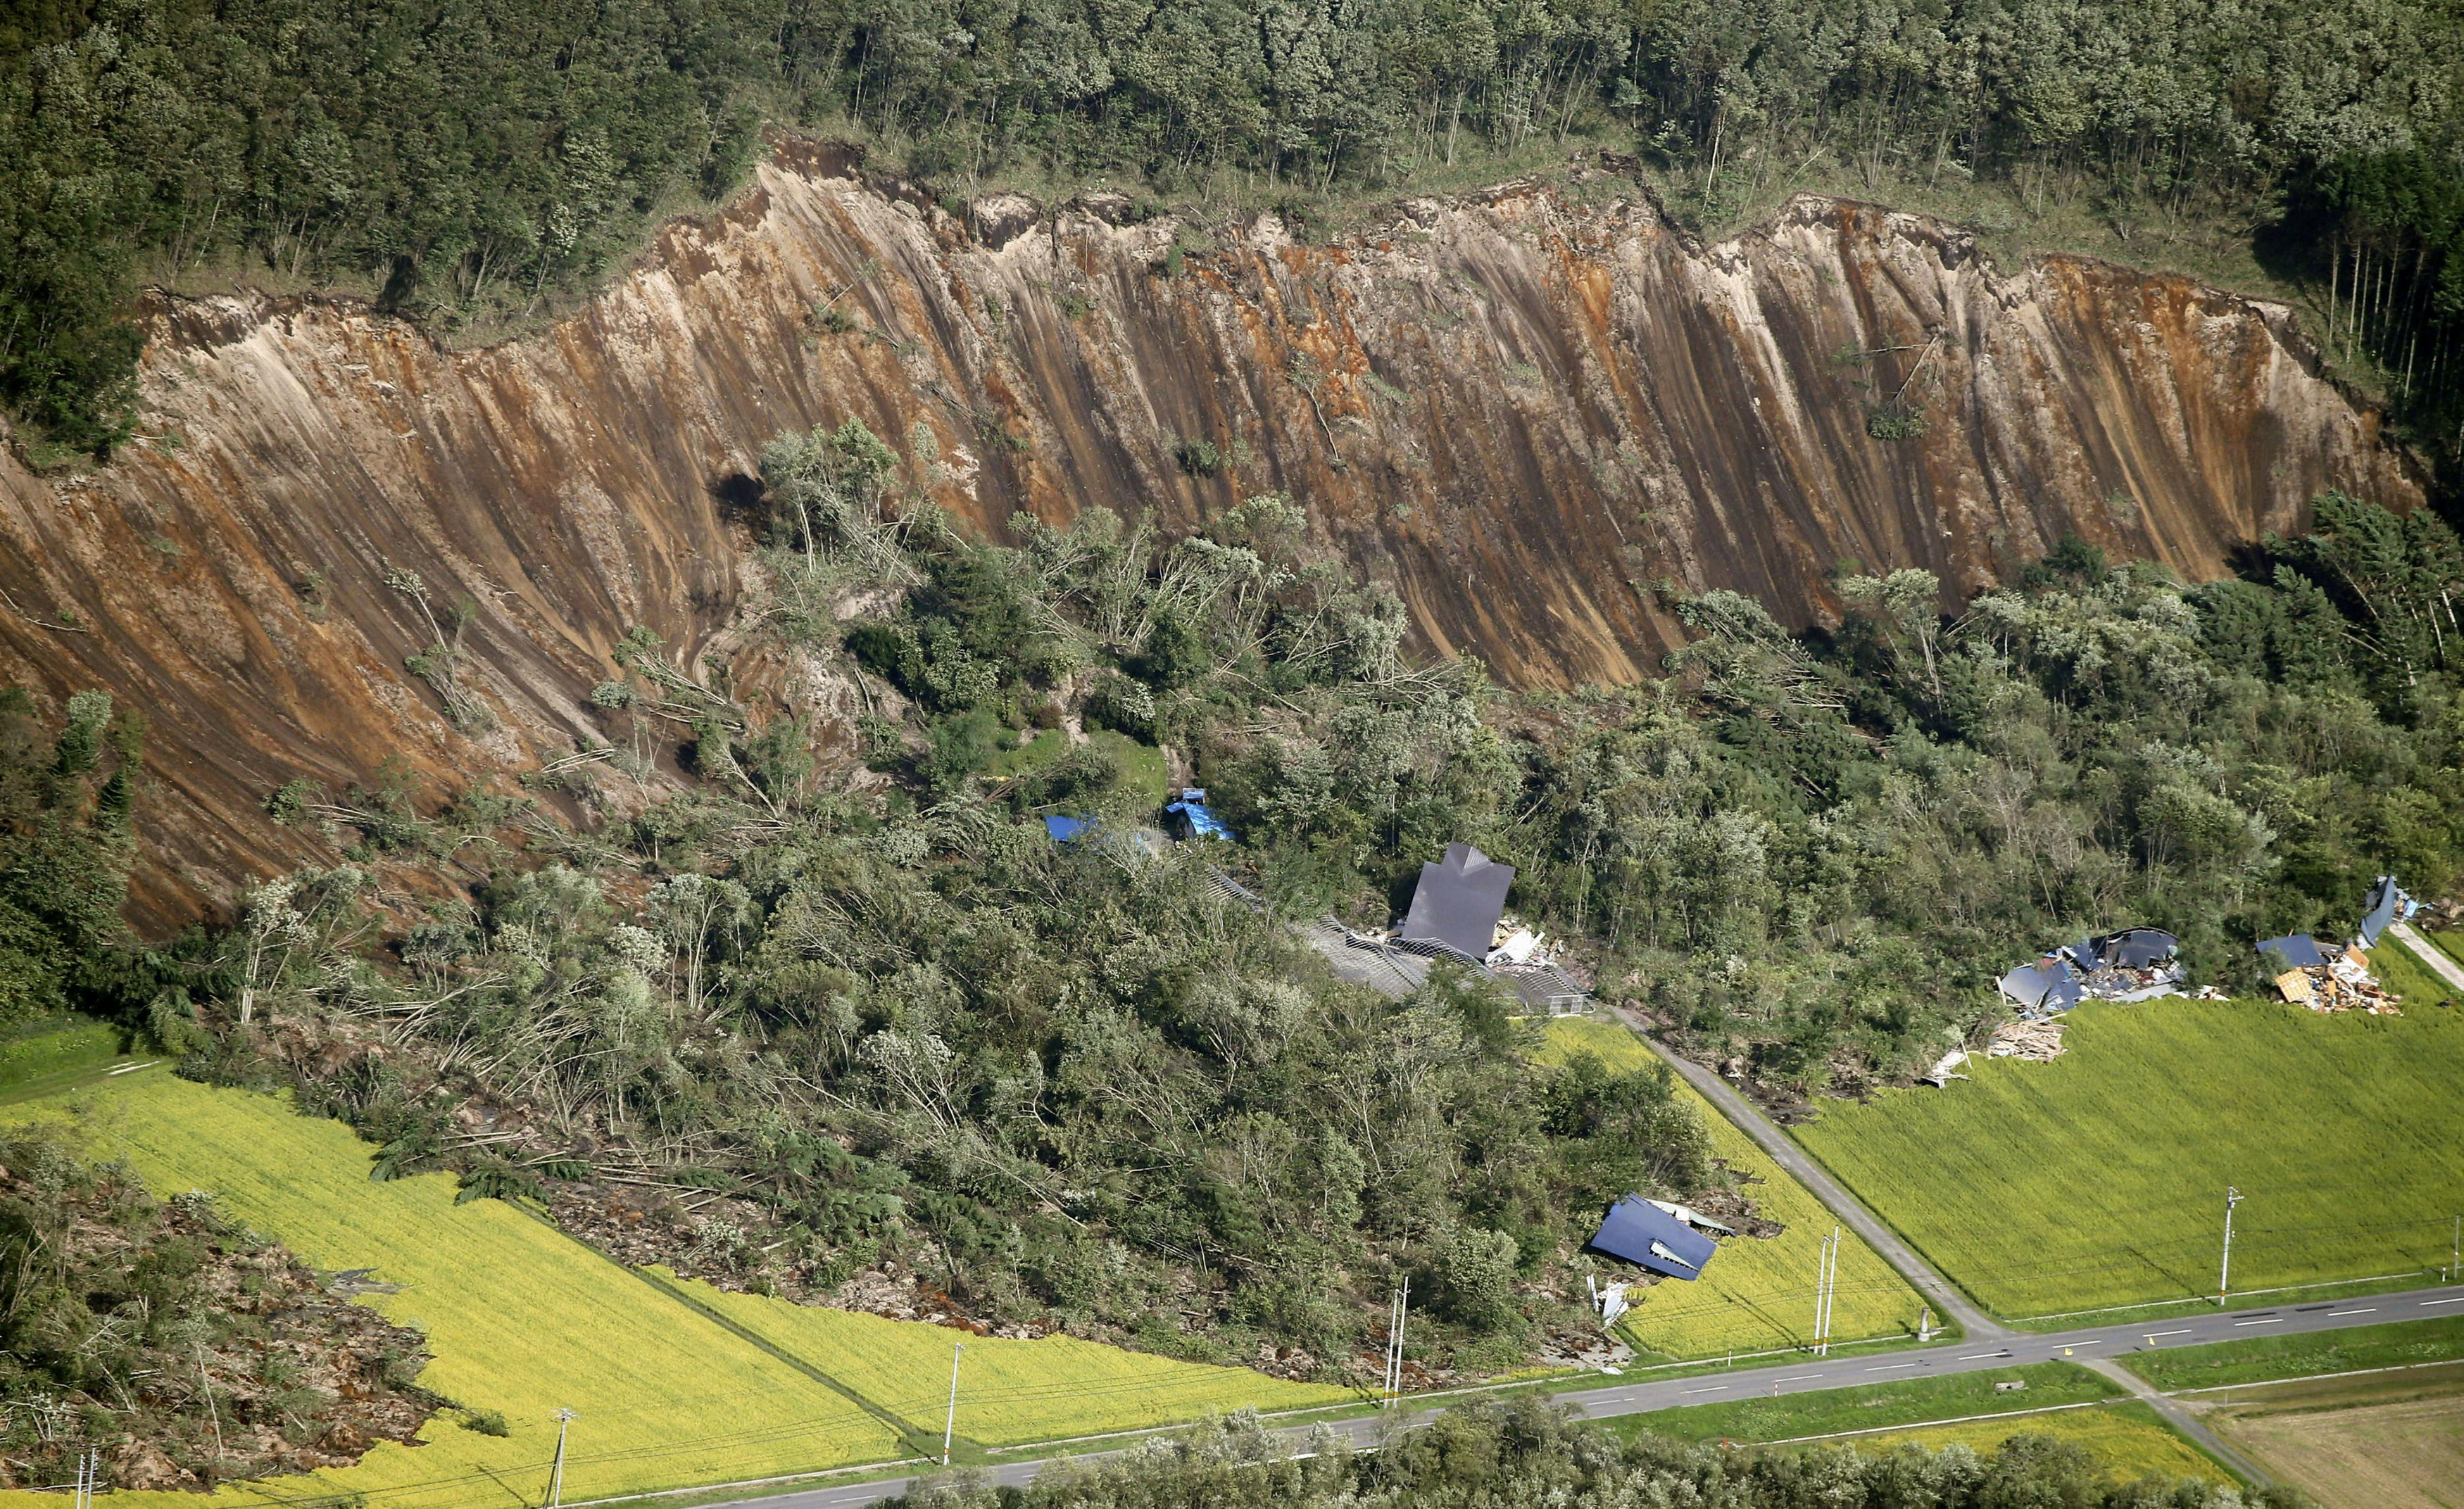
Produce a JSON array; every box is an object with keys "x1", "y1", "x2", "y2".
[
  {"x1": 1536, "y1": 1018, "x2": 1930, "y2": 1360},
  {"x1": 1790, "y1": 991, "x2": 2464, "y2": 1317},
  {"x1": 1597, "y1": 1361, "x2": 2120, "y2": 1445},
  {"x1": 0, "y1": 1015, "x2": 125, "y2": 1101}
]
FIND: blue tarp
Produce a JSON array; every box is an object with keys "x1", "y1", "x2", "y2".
[
  {"x1": 1044, "y1": 814, "x2": 1093, "y2": 842},
  {"x1": 1165, "y1": 788, "x2": 1236, "y2": 842},
  {"x1": 2257, "y1": 934, "x2": 2327, "y2": 971},
  {"x1": 1588, "y1": 1194, "x2": 1718, "y2": 1281}
]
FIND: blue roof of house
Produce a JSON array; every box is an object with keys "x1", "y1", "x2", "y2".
[
  {"x1": 1044, "y1": 814, "x2": 1093, "y2": 842},
  {"x1": 1587, "y1": 1194, "x2": 1717, "y2": 1281},
  {"x1": 2257, "y1": 934, "x2": 2327, "y2": 971},
  {"x1": 1998, "y1": 959, "x2": 2082, "y2": 1014}
]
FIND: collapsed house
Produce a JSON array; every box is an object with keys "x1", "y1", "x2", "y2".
[
  {"x1": 1587, "y1": 1194, "x2": 1718, "y2": 1280},
  {"x1": 2255, "y1": 876, "x2": 2415, "y2": 1015},
  {"x1": 1995, "y1": 928, "x2": 2185, "y2": 1018},
  {"x1": 1987, "y1": 1020, "x2": 2067, "y2": 1061}
]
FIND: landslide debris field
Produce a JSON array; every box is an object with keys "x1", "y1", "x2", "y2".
[
  {"x1": 5, "y1": 1073, "x2": 1343, "y2": 1509},
  {"x1": 1792, "y1": 961, "x2": 2464, "y2": 1320},
  {"x1": 1534, "y1": 1020, "x2": 1926, "y2": 1358}
]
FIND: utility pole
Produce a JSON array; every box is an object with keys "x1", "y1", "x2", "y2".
[
  {"x1": 1383, "y1": 1278, "x2": 1410, "y2": 1407},
  {"x1": 547, "y1": 1408, "x2": 576, "y2": 1509},
  {"x1": 943, "y1": 1341, "x2": 965, "y2": 1466},
  {"x1": 1821, "y1": 1226, "x2": 1842, "y2": 1356},
  {"x1": 2218, "y1": 1188, "x2": 2243, "y2": 1306}
]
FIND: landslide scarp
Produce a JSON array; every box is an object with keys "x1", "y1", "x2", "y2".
[{"x1": 0, "y1": 141, "x2": 2420, "y2": 921}]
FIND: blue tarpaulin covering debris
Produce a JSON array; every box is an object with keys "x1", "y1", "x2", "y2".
[
  {"x1": 1044, "y1": 814, "x2": 1093, "y2": 842},
  {"x1": 1587, "y1": 1194, "x2": 1717, "y2": 1280},
  {"x1": 1165, "y1": 788, "x2": 1235, "y2": 842}
]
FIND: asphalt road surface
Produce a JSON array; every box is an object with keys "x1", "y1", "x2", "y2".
[{"x1": 711, "y1": 1281, "x2": 2464, "y2": 1509}]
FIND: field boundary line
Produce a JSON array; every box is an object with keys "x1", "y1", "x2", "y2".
[
  {"x1": 2161, "y1": 1357, "x2": 2464, "y2": 1397},
  {"x1": 503, "y1": 1201, "x2": 932, "y2": 1446},
  {"x1": 2011, "y1": 1272, "x2": 2430, "y2": 1324},
  {"x1": 1749, "y1": 1397, "x2": 2116, "y2": 1445}
]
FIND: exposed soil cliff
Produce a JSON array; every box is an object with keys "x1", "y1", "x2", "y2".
[{"x1": 0, "y1": 141, "x2": 2420, "y2": 921}]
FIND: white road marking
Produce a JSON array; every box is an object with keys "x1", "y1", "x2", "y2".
[
  {"x1": 1683, "y1": 1385, "x2": 1728, "y2": 1395},
  {"x1": 1775, "y1": 1374, "x2": 1825, "y2": 1383},
  {"x1": 2330, "y1": 1308, "x2": 2377, "y2": 1317},
  {"x1": 2234, "y1": 1316, "x2": 2284, "y2": 1326},
  {"x1": 2144, "y1": 1330, "x2": 2192, "y2": 1339},
  {"x1": 1958, "y1": 1352, "x2": 2011, "y2": 1360},
  {"x1": 1865, "y1": 1363, "x2": 1917, "y2": 1372},
  {"x1": 2422, "y1": 1297, "x2": 2464, "y2": 1306}
]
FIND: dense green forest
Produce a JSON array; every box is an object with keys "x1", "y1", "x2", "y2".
[
  {"x1": 3, "y1": 0, "x2": 2460, "y2": 455},
  {"x1": 890, "y1": 1398, "x2": 2301, "y2": 1509},
  {"x1": 8, "y1": 415, "x2": 2459, "y2": 1377}
]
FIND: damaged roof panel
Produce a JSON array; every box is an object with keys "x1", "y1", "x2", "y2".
[{"x1": 1588, "y1": 1194, "x2": 1717, "y2": 1281}]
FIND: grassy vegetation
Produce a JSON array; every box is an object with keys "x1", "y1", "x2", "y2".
[
  {"x1": 2125, "y1": 1316, "x2": 2464, "y2": 1392},
  {"x1": 1600, "y1": 1361, "x2": 2122, "y2": 1444},
  {"x1": 4, "y1": 1072, "x2": 907, "y2": 1509},
  {"x1": 677, "y1": 1275, "x2": 1348, "y2": 1446},
  {"x1": 1535, "y1": 1019, "x2": 1928, "y2": 1358},
  {"x1": 0, "y1": 1071, "x2": 1361, "y2": 1509},
  {"x1": 0, "y1": 1016, "x2": 122, "y2": 1098},
  {"x1": 1086, "y1": 728, "x2": 1171, "y2": 808},
  {"x1": 1792, "y1": 988, "x2": 2464, "y2": 1318},
  {"x1": 1863, "y1": 1400, "x2": 2232, "y2": 1484}
]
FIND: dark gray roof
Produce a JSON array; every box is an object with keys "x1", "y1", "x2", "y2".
[
  {"x1": 1588, "y1": 1195, "x2": 1716, "y2": 1280},
  {"x1": 1399, "y1": 842, "x2": 1514, "y2": 959},
  {"x1": 2359, "y1": 876, "x2": 2406, "y2": 948},
  {"x1": 2258, "y1": 934, "x2": 2327, "y2": 971}
]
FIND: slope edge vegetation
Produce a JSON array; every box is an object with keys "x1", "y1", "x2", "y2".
[
  {"x1": 0, "y1": 1071, "x2": 1344, "y2": 1509},
  {"x1": 1792, "y1": 951, "x2": 2464, "y2": 1321}
]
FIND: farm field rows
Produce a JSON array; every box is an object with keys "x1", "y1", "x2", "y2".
[
  {"x1": 0, "y1": 1072, "x2": 1350, "y2": 1509},
  {"x1": 2193, "y1": 1367, "x2": 2464, "y2": 1509},
  {"x1": 1535, "y1": 1019, "x2": 1926, "y2": 1358},
  {"x1": 1791, "y1": 977, "x2": 2464, "y2": 1320},
  {"x1": 678, "y1": 1275, "x2": 1347, "y2": 1445}
]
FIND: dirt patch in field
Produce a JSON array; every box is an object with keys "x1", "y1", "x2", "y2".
[{"x1": 2200, "y1": 1373, "x2": 2464, "y2": 1509}]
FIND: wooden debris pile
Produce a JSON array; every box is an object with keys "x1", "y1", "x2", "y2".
[
  {"x1": 2273, "y1": 947, "x2": 2403, "y2": 1015},
  {"x1": 1987, "y1": 1020, "x2": 2066, "y2": 1061}
]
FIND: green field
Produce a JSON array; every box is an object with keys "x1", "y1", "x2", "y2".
[
  {"x1": 1792, "y1": 973, "x2": 2464, "y2": 1320},
  {"x1": 1606, "y1": 1361, "x2": 2122, "y2": 1444},
  {"x1": 0, "y1": 1016, "x2": 125, "y2": 1101},
  {"x1": 679, "y1": 1275, "x2": 1345, "y2": 1445},
  {"x1": 1535, "y1": 1019, "x2": 1928, "y2": 1358},
  {"x1": 1861, "y1": 1401, "x2": 2231, "y2": 1484},
  {"x1": 0, "y1": 1073, "x2": 1348, "y2": 1509}
]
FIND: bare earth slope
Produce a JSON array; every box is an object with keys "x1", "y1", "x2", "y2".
[{"x1": 0, "y1": 140, "x2": 2419, "y2": 920}]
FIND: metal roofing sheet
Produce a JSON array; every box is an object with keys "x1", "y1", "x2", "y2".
[
  {"x1": 2257, "y1": 934, "x2": 2327, "y2": 971},
  {"x1": 1588, "y1": 1194, "x2": 1716, "y2": 1280},
  {"x1": 1399, "y1": 842, "x2": 1515, "y2": 959}
]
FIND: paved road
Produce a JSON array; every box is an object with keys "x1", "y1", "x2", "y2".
[
  {"x1": 1603, "y1": 1002, "x2": 2007, "y2": 1340},
  {"x1": 2391, "y1": 921, "x2": 2464, "y2": 995},
  {"x1": 710, "y1": 1282, "x2": 2464, "y2": 1508}
]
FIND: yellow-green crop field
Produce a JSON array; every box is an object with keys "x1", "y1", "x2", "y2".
[
  {"x1": 1534, "y1": 1018, "x2": 1927, "y2": 1358},
  {"x1": 0, "y1": 1072, "x2": 1346, "y2": 1509},
  {"x1": 1792, "y1": 964, "x2": 2464, "y2": 1320},
  {"x1": 1856, "y1": 1401, "x2": 2230, "y2": 1484},
  {"x1": 678, "y1": 1276, "x2": 1344, "y2": 1445}
]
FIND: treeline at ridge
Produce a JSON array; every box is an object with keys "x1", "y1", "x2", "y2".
[
  {"x1": 4, "y1": 0, "x2": 2462, "y2": 459},
  {"x1": 4, "y1": 419, "x2": 2458, "y2": 1385}
]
